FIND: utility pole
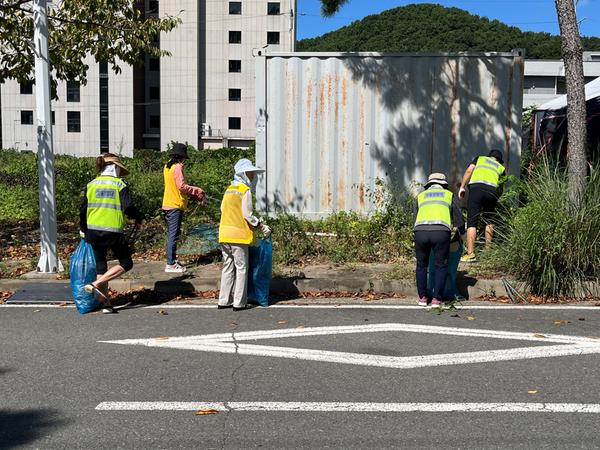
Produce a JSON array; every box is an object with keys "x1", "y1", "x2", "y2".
[{"x1": 33, "y1": 0, "x2": 62, "y2": 273}]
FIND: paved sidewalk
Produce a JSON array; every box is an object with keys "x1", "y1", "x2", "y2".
[{"x1": 0, "y1": 260, "x2": 517, "y2": 300}]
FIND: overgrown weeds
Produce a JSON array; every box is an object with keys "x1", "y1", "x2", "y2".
[{"x1": 485, "y1": 161, "x2": 600, "y2": 296}]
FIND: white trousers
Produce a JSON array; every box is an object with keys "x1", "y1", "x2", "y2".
[{"x1": 218, "y1": 243, "x2": 249, "y2": 308}]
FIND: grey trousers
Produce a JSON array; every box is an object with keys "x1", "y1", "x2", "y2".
[{"x1": 218, "y1": 243, "x2": 249, "y2": 308}]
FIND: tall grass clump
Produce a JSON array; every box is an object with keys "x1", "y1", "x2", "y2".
[{"x1": 490, "y1": 162, "x2": 600, "y2": 296}]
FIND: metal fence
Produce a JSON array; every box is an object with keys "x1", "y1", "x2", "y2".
[{"x1": 255, "y1": 51, "x2": 524, "y2": 217}]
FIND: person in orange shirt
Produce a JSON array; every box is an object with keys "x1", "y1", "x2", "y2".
[{"x1": 162, "y1": 143, "x2": 205, "y2": 273}]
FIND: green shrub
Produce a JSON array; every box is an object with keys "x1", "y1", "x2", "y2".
[{"x1": 487, "y1": 162, "x2": 600, "y2": 296}]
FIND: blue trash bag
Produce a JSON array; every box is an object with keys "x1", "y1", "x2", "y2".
[
  {"x1": 247, "y1": 237, "x2": 272, "y2": 307},
  {"x1": 427, "y1": 241, "x2": 463, "y2": 301},
  {"x1": 70, "y1": 239, "x2": 100, "y2": 314}
]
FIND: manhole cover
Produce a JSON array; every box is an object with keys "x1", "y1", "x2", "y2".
[{"x1": 6, "y1": 282, "x2": 73, "y2": 304}]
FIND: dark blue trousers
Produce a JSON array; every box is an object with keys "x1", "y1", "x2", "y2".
[
  {"x1": 414, "y1": 230, "x2": 450, "y2": 300},
  {"x1": 165, "y1": 208, "x2": 184, "y2": 265}
]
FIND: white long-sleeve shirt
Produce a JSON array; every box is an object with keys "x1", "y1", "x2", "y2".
[{"x1": 241, "y1": 189, "x2": 260, "y2": 227}]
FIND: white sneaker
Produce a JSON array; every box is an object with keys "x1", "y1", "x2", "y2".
[{"x1": 165, "y1": 262, "x2": 186, "y2": 273}]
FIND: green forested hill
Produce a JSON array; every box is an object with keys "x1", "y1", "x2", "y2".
[{"x1": 297, "y1": 3, "x2": 600, "y2": 59}]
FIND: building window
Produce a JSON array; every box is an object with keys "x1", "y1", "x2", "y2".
[
  {"x1": 267, "y1": 2, "x2": 280, "y2": 15},
  {"x1": 228, "y1": 88, "x2": 241, "y2": 101},
  {"x1": 229, "y1": 2, "x2": 241, "y2": 14},
  {"x1": 229, "y1": 31, "x2": 242, "y2": 44},
  {"x1": 52, "y1": 111, "x2": 55, "y2": 125},
  {"x1": 148, "y1": 0, "x2": 158, "y2": 13},
  {"x1": 229, "y1": 60, "x2": 242, "y2": 73},
  {"x1": 149, "y1": 115, "x2": 160, "y2": 129},
  {"x1": 149, "y1": 86, "x2": 160, "y2": 100},
  {"x1": 66, "y1": 81, "x2": 80, "y2": 102},
  {"x1": 149, "y1": 58, "x2": 160, "y2": 71},
  {"x1": 267, "y1": 31, "x2": 280, "y2": 45},
  {"x1": 20, "y1": 110, "x2": 34, "y2": 125},
  {"x1": 67, "y1": 111, "x2": 81, "y2": 132},
  {"x1": 228, "y1": 117, "x2": 241, "y2": 130},
  {"x1": 20, "y1": 81, "x2": 33, "y2": 94}
]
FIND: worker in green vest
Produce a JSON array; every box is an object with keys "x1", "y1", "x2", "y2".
[
  {"x1": 458, "y1": 149, "x2": 506, "y2": 263},
  {"x1": 414, "y1": 173, "x2": 465, "y2": 307},
  {"x1": 79, "y1": 153, "x2": 144, "y2": 313}
]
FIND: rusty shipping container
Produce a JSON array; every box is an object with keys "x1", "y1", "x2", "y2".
[{"x1": 255, "y1": 50, "x2": 524, "y2": 217}]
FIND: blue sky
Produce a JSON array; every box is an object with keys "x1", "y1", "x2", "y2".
[{"x1": 296, "y1": 0, "x2": 600, "y2": 40}]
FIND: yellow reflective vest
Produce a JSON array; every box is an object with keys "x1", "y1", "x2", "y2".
[
  {"x1": 162, "y1": 164, "x2": 188, "y2": 210},
  {"x1": 469, "y1": 156, "x2": 505, "y2": 188},
  {"x1": 86, "y1": 175, "x2": 126, "y2": 233},
  {"x1": 218, "y1": 183, "x2": 254, "y2": 245},
  {"x1": 414, "y1": 186, "x2": 453, "y2": 230}
]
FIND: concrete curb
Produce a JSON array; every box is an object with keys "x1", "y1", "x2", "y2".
[{"x1": 0, "y1": 275, "x2": 512, "y2": 300}]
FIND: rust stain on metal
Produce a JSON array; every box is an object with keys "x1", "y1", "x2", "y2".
[
  {"x1": 358, "y1": 183, "x2": 365, "y2": 210},
  {"x1": 342, "y1": 78, "x2": 348, "y2": 107},
  {"x1": 503, "y1": 60, "x2": 517, "y2": 168},
  {"x1": 449, "y1": 60, "x2": 460, "y2": 186},
  {"x1": 358, "y1": 91, "x2": 366, "y2": 210},
  {"x1": 306, "y1": 80, "x2": 313, "y2": 122}
]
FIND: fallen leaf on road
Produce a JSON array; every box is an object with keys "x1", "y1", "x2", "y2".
[
  {"x1": 158, "y1": 310, "x2": 168, "y2": 315},
  {"x1": 155, "y1": 336, "x2": 169, "y2": 340},
  {"x1": 450, "y1": 314, "x2": 460, "y2": 318},
  {"x1": 33, "y1": 309, "x2": 40, "y2": 313},
  {"x1": 528, "y1": 390, "x2": 539, "y2": 395},
  {"x1": 586, "y1": 336, "x2": 600, "y2": 340},
  {"x1": 553, "y1": 320, "x2": 570, "y2": 326},
  {"x1": 229, "y1": 321, "x2": 237, "y2": 326},
  {"x1": 195, "y1": 409, "x2": 219, "y2": 415},
  {"x1": 277, "y1": 320, "x2": 288, "y2": 325},
  {"x1": 533, "y1": 333, "x2": 546, "y2": 339},
  {"x1": 579, "y1": 318, "x2": 585, "y2": 321},
  {"x1": 467, "y1": 316, "x2": 476, "y2": 321}
]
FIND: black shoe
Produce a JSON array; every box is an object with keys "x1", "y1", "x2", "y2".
[
  {"x1": 233, "y1": 304, "x2": 256, "y2": 311},
  {"x1": 217, "y1": 304, "x2": 233, "y2": 309}
]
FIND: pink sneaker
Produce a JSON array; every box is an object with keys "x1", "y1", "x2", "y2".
[
  {"x1": 431, "y1": 298, "x2": 443, "y2": 308},
  {"x1": 418, "y1": 297, "x2": 428, "y2": 307}
]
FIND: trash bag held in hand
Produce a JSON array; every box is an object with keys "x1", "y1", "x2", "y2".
[
  {"x1": 70, "y1": 239, "x2": 100, "y2": 314},
  {"x1": 247, "y1": 237, "x2": 272, "y2": 307}
]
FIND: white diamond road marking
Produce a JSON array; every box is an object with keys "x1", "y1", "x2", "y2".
[{"x1": 100, "y1": 323, "x2": 600, "y2": 370}]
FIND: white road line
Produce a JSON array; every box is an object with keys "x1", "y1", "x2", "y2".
[
  {"x1": 95, "y1": 401, "x2": 600, "y2": 413},
  {"x1": 2, "y1": 304, "x2": 600, "y2": 310}
]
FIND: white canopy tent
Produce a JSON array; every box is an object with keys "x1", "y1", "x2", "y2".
[{"x1": 537, "y1": 76, "x2": 600, "y2": 111}]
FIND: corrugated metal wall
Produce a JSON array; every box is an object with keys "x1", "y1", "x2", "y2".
[{"x1": 255, "y1": 51, "x2": 524, "y2": 217}]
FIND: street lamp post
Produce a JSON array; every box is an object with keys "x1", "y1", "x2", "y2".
[{"x1": 33, "y1": 0, "x2": 62, "y2": 273}]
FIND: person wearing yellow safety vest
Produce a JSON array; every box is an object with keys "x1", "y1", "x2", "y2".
[
  {"x1": 458, "y1": 149, "x2": 506, "y2": 263},
  {"x1": 162, "y1": 142, "x2": 205, "y2": 273},
  {"x1": 79, "y1": 153, "x2": 144, "y2": 313},
  {"x1": 414, "y1": 173, "x2": 465, "y2": 307},
  {"x1": 217, "y1": 159, "x2": 271, "y2": 311}
]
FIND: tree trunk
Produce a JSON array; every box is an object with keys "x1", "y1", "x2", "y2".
[{"x1": 555, "y1": 0, "x2": 588, "y2": 205}]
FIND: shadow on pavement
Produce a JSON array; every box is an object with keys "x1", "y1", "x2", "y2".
[
  {"x1": 0, "y1": 409, "x2": 67, "y2": 450},
  {"x1": 456, "y1": 271, "x2": 477, "y2": 300}
]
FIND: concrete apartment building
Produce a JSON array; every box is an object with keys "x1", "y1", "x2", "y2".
[
  {"x1": 0, "y1": 0, "x2": 296, "y2": 155},
  {"x1": 0, "y1": 55, "x2": 134, "y2": 156}
]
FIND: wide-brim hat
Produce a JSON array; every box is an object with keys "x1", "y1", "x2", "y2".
[
  {"x1": 488, "y1": 149, "x2": 504, "y2": 164},
  {"x1": 103, "y1": 155, "x2": 129, "y2": 176},
  {"x1": 425, "y1": 172, "x2": 448, "y2": 187},
  {"x1": 169, "y1": 142, "x2": 189, "y2": 159},
  {"x1": 234, "y1": 158, "x2": 265, "y2": 175}
]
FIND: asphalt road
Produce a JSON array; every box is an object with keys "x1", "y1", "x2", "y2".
[{"x1": 2, "y1": 304, "x2": 600, "y2": 449}]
